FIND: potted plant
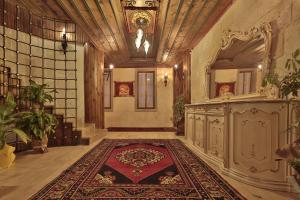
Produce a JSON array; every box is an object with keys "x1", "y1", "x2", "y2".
[
  {"x1": 19, "y1": 80, "x2": 57, "y2": 153},
  {"x1": 262, "y1": 48, "x2": 300, "y2": 99},
  {"x1": 172, "y1": 95, "x2": 185, "y2": 136},
  {"x1": 0, "y1": 93, "x2": 30, "y2": 168},
  {"x1": 17, "y1": 109, "x2": 58, "y2": 153},
  {"x1": 21, "y1": 80, "x2": 55, "y2": 111},
  {"x1": 268, "y1": 48, "x2": 300, "y2": 186}
]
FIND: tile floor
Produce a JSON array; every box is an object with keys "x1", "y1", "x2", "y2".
[{"x1": 0, "y1": 132, "x2": 298, "y2": 200}]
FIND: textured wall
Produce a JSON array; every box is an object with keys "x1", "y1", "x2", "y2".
[
  {"x1": 105, "y1": 67, "x2": 173, "y2": 128},
  {"x1": 0, "y1": 26, "x2": 84, "y2": 127},
  {"x1": 191, "y1": 0, "x2": 300, "y2": 103}
]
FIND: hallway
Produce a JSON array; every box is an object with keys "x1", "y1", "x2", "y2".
[
  {"x1": 0, "y1": 0, "x2": 300, "y2": 199},
  {"x1": 0, "y1": 132, "x2": 298, "y2": 200}
]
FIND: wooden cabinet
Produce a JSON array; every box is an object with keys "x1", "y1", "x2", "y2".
[
  {"x1": 207, "y1": 116, "x2": 224, "y2": 160},
  {"x1": 194, "y1": 114, "x2": 206, "y2": 152},
  {"x1": 185, "y1": 112, "x2": 195, "y2": 143},
  {"x1": 185, "y1": 100, "x2": 300, "y2": 191}
]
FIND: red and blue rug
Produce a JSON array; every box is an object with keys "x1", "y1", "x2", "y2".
[{"x1": 30, "y1": 139, "x2": 245, "y2": 199}]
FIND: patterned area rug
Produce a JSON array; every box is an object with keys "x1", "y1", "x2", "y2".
[{"x1": 30, "y1": 139, "x2": 245, "y2": 199}]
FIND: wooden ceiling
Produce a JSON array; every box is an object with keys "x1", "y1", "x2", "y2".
[{"x1": 14, "y1": 0, "x2": 233, "y2": 67}]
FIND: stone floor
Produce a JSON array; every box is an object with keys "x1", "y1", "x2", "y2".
[{"x1": 0, "y1": 131, "x2": 299, "y2": 200}]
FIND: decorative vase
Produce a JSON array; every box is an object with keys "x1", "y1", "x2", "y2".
[
  {"x1": 0, "y1": 144, "x2": 16, "y2": 169},
  {"x1": 32, "y1": 135, "x2": 48, "y2": 153},
  {"x1": 265, "y1": 83, "x2": 279, "y2": 99}
]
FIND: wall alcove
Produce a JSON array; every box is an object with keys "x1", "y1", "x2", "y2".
[{"x1": 0, "y1": 0, "x2": 78, "y2": 150}]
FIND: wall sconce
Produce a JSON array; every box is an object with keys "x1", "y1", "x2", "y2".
[
  {"x1": 61, "y1": 28, "x2": 68, "y2": 54},
  {"x1": 163, "y1": 72, "x2": 168, "y2": 87},
  {"x1": 257, "y1": 64, "x2": 262, "y2": 71},
  {"x1": 105, "y1": 64, "x2": 114, "y2": 80}
]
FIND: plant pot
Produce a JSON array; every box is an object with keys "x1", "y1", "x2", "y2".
[
  {"x1": 0, "y1": 144, "x2": 16, "y2": 169},
  {"x1": 32, "y1": 135, "x2": 48, "y2": 153},
  {"x1": 176, "y1": 119, "x2": 185, "y2": 136},
  {"x1": 32, "y1": 103, "x2": 41, "y2": 112}
]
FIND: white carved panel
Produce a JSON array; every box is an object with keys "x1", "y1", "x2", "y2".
[
  {"x1": 233, "y1": 108, "x2": 279, "y2": 173},
  {"x1": 207, "y1": 116, "x2": 224, "y2": 159},
  {"x1": 194, "y1": 114, "x2": 206, "y2": 151},
  {"x1": 186, "y1": 113, "x2": 194, "y2": 143}
]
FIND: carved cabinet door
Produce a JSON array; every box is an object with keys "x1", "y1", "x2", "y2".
[
  {"x1": 207, "y1": 116, "x2": 224, "y2": 160},
  {"x1": 186, "y1": 113, "x2": 195, "y2": 143},
  {"x1": 233, "y1": 108, "x2": 279, "y2": 173},
  {"x1": 194, "y1": 114, "x2": 206, "y2": 152}
]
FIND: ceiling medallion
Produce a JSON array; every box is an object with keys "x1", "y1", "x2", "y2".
[{"x1": 130, "y1": 11, "x2": 152, "y2": 29}]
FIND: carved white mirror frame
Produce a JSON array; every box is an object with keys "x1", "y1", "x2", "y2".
[{"x1": 204, "y1": 23, "x2": 272, "y2": 100}]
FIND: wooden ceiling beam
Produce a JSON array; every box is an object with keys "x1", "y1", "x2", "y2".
[
  {"x1": 109, "y1": 0, "x2": 131, "y2": 64},
  {"x1": 164, "y1": 0, "x2": 208, "y2": 65},
  {"x1": 43, "y1": 0, "x2": 70, "y2": 20},
  {"x1": 70, "y1": 0, "x2": 113, "y2": 52},
  {"x1": 55, "y1": 0, "x2": 104, "y2": 51},
  {"x1": 160, "y1": 0, "x2": 194, "y2": 63},
  {"x1": 155, "y1": 0, "x2": 181, "y2": 63},
  {"x1": 167, "y1": 0, "x2": 232, "y2": 66},
  {"x1": 153, "y1": 0, "x2": 169, "y2": 63},
  {"x1": 83, "y1": 0, "x2": 119, "y2": 53},
  {"x1": 95, "y1": 0, "x2": 130, "y2": 63},
  {"x1": 190, "y1": 0, "x2": 233, "y2": 48}
]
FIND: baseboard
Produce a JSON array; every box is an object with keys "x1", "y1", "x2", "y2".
[{"x1": 107, "y1": 127, "x2": 176, "y2": 132}]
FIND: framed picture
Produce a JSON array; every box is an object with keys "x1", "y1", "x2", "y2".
[
  {"x1": 215, "y1": 82, "x2": 235, "y2": 97},
  {"x1": 114, "y1": 81, "x2": 134, "y2": 97}
]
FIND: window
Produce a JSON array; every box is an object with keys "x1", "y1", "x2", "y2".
[
  {"x1": 104, "y1": 70, "x2": 112, "y2": 110},
  {"x1": 237, "y1": 71, "x2": 254, "y2": 95},
  {"x1": 137, "y1": 71, "x2": 155, "y2": 109}
]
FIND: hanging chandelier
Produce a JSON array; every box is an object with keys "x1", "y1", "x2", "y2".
[{"x1": 134, "y1": 17, "x2": 150, "y2": 55}]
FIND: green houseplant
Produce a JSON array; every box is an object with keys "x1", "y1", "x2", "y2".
[
  {"x1": 172, "y1": 95, "x2": 185, "y2": 135},
  {"x1": 0, "y1": 93, "x2": 30, "y2": 168},
  {"x1": 19, "y1": 80, "x2": 58, "y2": 153},
  {"x1": 266, "y1": 48, "x2": 300, "y2": 183},
  {"x1": 17, "y1": 109, "x2": 58, "y2": 153},
  {"x1": 21, "y1": 80, "x2": 55, "y2": 110},
  {"x1": 262, "y1": 48, "x2": 300, "y2": 98}
]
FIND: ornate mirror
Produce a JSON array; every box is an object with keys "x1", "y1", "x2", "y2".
[{"x1": 205, "y1": 23, "x2": 272, "y2": 99}]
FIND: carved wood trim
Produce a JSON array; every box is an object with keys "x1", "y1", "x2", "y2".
[
  {"x1": 204, "y1": 23, "x2": 272, "y2": 99},
  {"x1": 233, "y1": 107, "x2": 280, "y2": 173}
]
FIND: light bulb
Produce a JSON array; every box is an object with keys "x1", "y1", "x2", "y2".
[
  {"x1": 144, "y1": 40, "x2": 150, "y2": 55},
  {"x1": 135, "y1": 38, "x2": 141, "y2": 49},
  {"x1": 174, "y1": 64, "x2": 178, "y2": 69},
  {"x1": 258, "y1": 64, "x2": 262, "y2": 70},
  {"x1": 62, "y1": 28, "x2": 66, "y2": 34},
  {"x1": 137, "y1": 28, "x2": 143, "y2": 39},
  {"x1": 109, "y1": 64, "x2": 114, "y2": 70}
]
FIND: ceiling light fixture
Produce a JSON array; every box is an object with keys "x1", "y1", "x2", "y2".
[
  {"x1": 144, "y1": 40, "x2": 150, "y2": 55},
  {"x1": 134, "y1": 16, "x2": 150, "y2": 56},
  {"x1": 258, "y1": 64, "x2": 262, "y2": 70},
  {"x1": 61, "y1": 28, "x2": 68, "y2": 54},
  {"x1": 135, "y1": 38, "x2": 142, "y2": 49}
]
